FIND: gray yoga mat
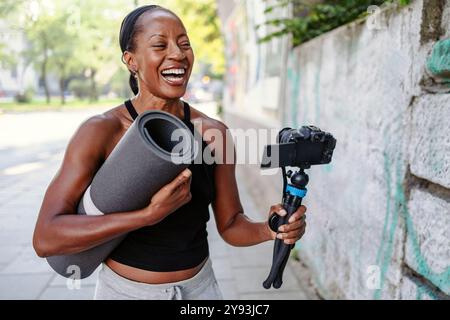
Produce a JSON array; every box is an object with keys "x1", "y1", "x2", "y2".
[{"x1": 46, "y1": 110, "x2": 196, "y2": 279}]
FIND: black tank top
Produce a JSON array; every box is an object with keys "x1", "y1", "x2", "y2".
[{"x1": 109, "y1": 100, "x2": 216, "y2": 271}]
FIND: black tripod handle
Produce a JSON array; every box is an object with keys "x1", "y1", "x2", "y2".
[{"x1": 263, "y1": 198, "x2": 302, "y2": 289}]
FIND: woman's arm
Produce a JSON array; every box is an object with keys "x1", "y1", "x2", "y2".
[
  {"x1": 209, "y1": 121, "x2": 306, "y2": 247},
  {"x1": 212, "y1": 160, "x2": 273, "y2": 246},
  {"x1": 33, "y1": 116, "x2": 192, "y2": 257}
]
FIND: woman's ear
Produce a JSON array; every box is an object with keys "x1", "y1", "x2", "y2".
[{"x1": 123, "y1": 51, "x2": 138, "y2": 74}]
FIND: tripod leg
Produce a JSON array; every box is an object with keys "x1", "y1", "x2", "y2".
[
  {"x1": 263, "y1": 202, "x2": 299, "y2": 289},
  {"x1": 263, "y1": 240, "x2": 282, "y2": 288},
  {"x1": 273, "y1": 244, "x2": 294, "y2": 288},
  {"x1": 263, "y1": 240, "x2": 291, "y2": 289},
  {"x1": 263, "y1": 239, "x2": 279, "y2": 288},
  {"x1": 263, "y1": 216, "x2": 285, "y2": 289},
  {"x1": 272, "y1": 199, "x2": 304, "y2": 288}
]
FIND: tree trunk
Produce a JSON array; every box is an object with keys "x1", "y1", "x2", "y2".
[
  {"x1": 59, "y1": 75, "x2": 65, "y2": 105},
  {"x1": 42, "y1": 54, "x2": 50, "y2": 104},
  {"x1": 89, "y1": 69, "x2": 98, "y2": 102},
  {"x1": 41, "y1": 34, "x2": 51, "y2": 104}
]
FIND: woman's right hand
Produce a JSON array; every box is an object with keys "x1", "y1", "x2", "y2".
[{"x1": 144, "y1": 168, "x2": 192, "y2": 224}]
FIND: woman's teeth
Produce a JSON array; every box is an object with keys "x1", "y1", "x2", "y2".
[
  {"x1": 161, "y1": 68, "x2": 185, "y2": 75},
  {"x1": 161, "y1": 68, "x2": 186, "y2": 79},
  {"x1": 161, "y1": 68, "x2": 186, "y2": 85}
]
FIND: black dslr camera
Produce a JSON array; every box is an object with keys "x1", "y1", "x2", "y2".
[
  {"x1": 260, "y1": 125, "x2": 336, "y2": 289},
  {"x1": 261, "y1": 125, "x2": 336, "y2": 169}
]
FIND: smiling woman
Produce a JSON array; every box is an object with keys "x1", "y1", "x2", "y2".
[
  {"x1": 32, "y1": 4, "x2": 307, "y2": 300},
  {"x1": 120, "y1": 5, "x2": 193, "y2": 98}
]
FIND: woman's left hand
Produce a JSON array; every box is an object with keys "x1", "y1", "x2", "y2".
[{"x1": 267, "y1": 204, "x2": 307, "y2": 244}]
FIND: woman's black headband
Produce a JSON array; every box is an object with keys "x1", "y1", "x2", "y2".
[{"x1": 119, "y1": 4, "x2": 161, "y2": 55}]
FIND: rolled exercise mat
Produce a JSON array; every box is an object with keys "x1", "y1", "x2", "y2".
[{"x1": 46, "y1": 110, "x2": 196, "y2": 279}]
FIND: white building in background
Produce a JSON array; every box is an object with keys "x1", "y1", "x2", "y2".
[
  {"x1": 0, "y1": 21, "x2": 41, "y2": 101},
  {"x1": 217, "y1": 0, "x2": 290, "y2": 127},
  {"x1": 0, "y1": 20, "x2": 61, "y2": 101}
]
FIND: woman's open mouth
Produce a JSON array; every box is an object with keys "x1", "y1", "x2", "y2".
[{"x1": 160, "y1": 68, "x2": 187, "y2": 86}]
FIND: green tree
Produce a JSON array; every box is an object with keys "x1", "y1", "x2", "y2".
[
  {"x1": 23, "y1": 13, "x2": 56, "y2": 103},
  {"x1": 0, "y1": 1, "x2": 23, "y2": 77},
  {"x1": 0, "y1": 0, "x2": 24, "y2": 18},
  {"x1": 2, "y1": 0, "x2": 224, "y2": 104},
  {"x1": 0, "y1": 43, "x2": 16, "y2": 69},
  {"x1": 14, "y1": 1, "x2": 77, "y2": 104},
  {"x1": 48, "y1": 15, "x2": 80, "y2": 105},
  {"x1": 156, "y1": 0, "x2": 225, "y2": 77},
  {"x1": 22, "y1": 0, "x2": 125, "y2": 104},
  {"x1": 74, "y1": 0, "x2": 125, "y2": 101}
]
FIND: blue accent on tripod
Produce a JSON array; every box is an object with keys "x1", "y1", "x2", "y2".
[{"x1": 285, "y1": 185, "x2": 307, "y2": 198}]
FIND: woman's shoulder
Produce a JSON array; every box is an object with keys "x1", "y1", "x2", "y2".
[
  {"x1": 188, "y1": 104, "x2": 228, "y2": 134},
  {"x1": 188, "y1": 105, "x2": 232, "y2": 162},
  {"x1": 77, "y1": 104, "x2": 126, "y2": 136},
  {"x1": 67, "y1": 104, "x2": 127, "y2": 157}
]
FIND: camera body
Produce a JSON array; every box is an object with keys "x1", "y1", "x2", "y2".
[{"x1": 261, "y1": 125, "x2": 336, "y2": 169}]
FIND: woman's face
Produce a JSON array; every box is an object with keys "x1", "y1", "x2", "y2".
[{"x1": 130, "y1": 10, "x2": 194, "y2": 99}]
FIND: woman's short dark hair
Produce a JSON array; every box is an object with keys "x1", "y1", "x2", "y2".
[{"x1": 119, "y1": 5, "x2": 172, "y2": 95}]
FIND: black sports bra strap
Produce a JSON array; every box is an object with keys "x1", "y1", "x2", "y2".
[
  {"x1": 124, "y1": 99, "x2": 139, "y2": 120},
  {"x1": 183, "y1": 101, "x2": 190, "y2": 123},
  {"x1": 125, "y1": 99, "x2": 190, "y2": 123}
]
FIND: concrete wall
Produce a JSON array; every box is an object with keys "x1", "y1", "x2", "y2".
[
  {"x1": 221, "y1": 0, "x2": 449, "y2": 299},
  {"x1": 284, "y1": 0, "x2": 450, "y2": 299}
]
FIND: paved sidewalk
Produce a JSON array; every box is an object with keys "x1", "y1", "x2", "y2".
[{"x1": 0, "y1": 105, "x2": 310, "y2": 300}]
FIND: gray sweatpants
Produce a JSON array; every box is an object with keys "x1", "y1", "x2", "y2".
[{"x1": 93, "y1": 258, "x2": 223, "y2": 300}]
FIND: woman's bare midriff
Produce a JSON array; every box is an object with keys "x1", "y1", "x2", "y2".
[{"x1": 105, "y1": 257, "x2": 207, "y2": 284}]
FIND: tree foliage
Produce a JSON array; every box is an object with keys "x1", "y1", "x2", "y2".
[
  {"x1": 259, "y1": 0, "x2": 411, "y2": 47},
  {"x1": 154, "y1": 0, "x2": 225, "y2": 77},
  {"x1": 0, "y1": 0, "x2": 224, "y2": 103}
]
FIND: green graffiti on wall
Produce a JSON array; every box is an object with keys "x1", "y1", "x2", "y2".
[
  {"x1": 426, "y1": 39, "x2": 450, "y2": 82},
  {"x1": 374, "y1": 133, "x2": 450, "y2": 299},
  {"x1": 374, "y1": 146, "x2": 401, "y2": 300},
  {"x1": 415, "y1": 282, "x2": 443, "y2": 300},
  {"x1": 403, "y1": 202, "x2": 450, "y2": 296}
]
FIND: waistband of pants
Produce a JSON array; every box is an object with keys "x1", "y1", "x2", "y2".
[{"x1": 100, "y1": 257, "x2": 213, "y2": 292}]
